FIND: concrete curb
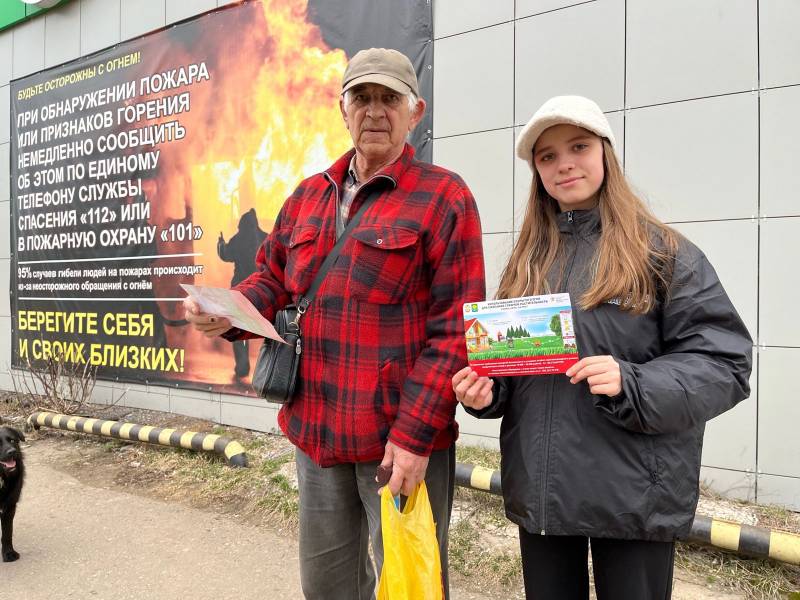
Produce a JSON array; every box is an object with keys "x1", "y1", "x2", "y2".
[
  {"x1": 26, "y1": 411, "x2": 248, "y2": 468},
  {"x1": 455, "y1": 462, "x2": 800, "y2": 566}
]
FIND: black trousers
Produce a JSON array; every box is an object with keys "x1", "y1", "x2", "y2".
[{"x1": 519, "y1": 528, "x2": 675, "y2": 600}]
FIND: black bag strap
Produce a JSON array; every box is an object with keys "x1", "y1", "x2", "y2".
[{"x1": 293, "y1": 186, "x2": 382, "y2": 322}]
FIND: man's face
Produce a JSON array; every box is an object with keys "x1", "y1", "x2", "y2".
[{"x1": 340, "y1": 83, "x2": 425, "y2": 166}]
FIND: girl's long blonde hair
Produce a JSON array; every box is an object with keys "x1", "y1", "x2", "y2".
[{"x1": 496, "y1": 139, "x2": 680, "y2": 314}]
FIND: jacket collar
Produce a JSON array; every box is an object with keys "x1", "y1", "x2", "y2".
[
  {"x1": 557, "y1": 206, "x2": 602, "y2": 235},
  {"x1": 325, "y1": 143, "x2": 416, "y2": 190}
]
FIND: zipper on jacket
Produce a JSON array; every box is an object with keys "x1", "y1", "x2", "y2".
[
  {"x1": 324, "y1": 173, "x2": 343, "y2": 245},
  {"x1": 539, "y1": 210, "x2": 578, "y2": 535},
  {"x1": 539, "y1": 374, "x2": 556, "y2": 535},
  {"x1": 563, "y1": 211, "x2": 579, "y2": 294}
]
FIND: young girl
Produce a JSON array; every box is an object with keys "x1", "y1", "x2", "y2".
[{"x1": 452, "y1": 96, "x2": 752, "y2": 599}]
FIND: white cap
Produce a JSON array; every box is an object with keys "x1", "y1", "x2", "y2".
[{"x1": 515, "y1": 95, "x2": 617, "y2": 172}]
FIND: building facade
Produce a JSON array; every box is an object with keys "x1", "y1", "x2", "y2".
[{"x1": 1, "y1": 0, "x2": 798, "y2": 509}]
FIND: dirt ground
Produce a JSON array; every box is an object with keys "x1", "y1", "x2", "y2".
[{"x1": 2, "y1": 401, "x2": 795, "y2": 599}]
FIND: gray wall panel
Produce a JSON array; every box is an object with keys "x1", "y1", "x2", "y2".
[
  {"x1": 90, "y1": 382, "x2": 115, "y2": 405},
  {"x1": 170, "y1": 388, "x2": 222, "y2": 423},
  {"x1": 120, "y1": 381, "x2": 169, "y2": 412},
  {"x1": 516, "y1": 0, "x2": 596, "y2": 19},
  {"x1": 220, "y1": 397, "x2": 280, "y2": 433},
  {"x1": 44, "y1": 0, "x2": 81, "y2": 68},
  {"x1": 604, "y1": 111, "x2": 624, "y2": 164},
  {"x1": 11, "y1": 17, "x2": 45, "y2": 79},
  {"x1": 758, "y1": 348, "x2": 800, "y2": 479},
  {"x1": 759, "y1": 218, "x2": 800, "y2": 347},
  {"x1": 625, "y1": 94, "x2": 758, "y2": 223},
  {"x1": 433, "y1": 0, "x2": 512, "y2": 39},
  {"x1": 0, "y1": 145, "x2": 9, "y2": 203},
  {"x1": 80, "y1": 0, "x2": 121, "y2": 55},
  {"x1": 757, "y1": 474, "x2": 800, "y2": 511},
  {"x1": 515, "y1": 0, "x2": 624, "y2": 121},
  {"x1": 166, "y1": 0, "x2": 217, "y2": 24},
  {"x1": 483, "y1": 232, "x2": 513, "y2": 300},
  {"x1": 759, "y1": 0, "x2": 800, "y2": 89},
  {"x1": 0, "y1": 86, "x2": 8, "y2": 144},
  {"x1": 512, "y1": 125, "x2": 529, "y2": 234},
  {"x1": 760, "y1": 86, "x2": 800, "y2": 217},
  {"x1": 672, "y1": 220, "x2": 758, "y2": 342},
  {"x1": 626, "y1": 0, "x2": 757, "y2": 107},
  {"x1": 433, "y1": 128, "x2": 514, "y2": 234},
  {"x1": 434, "y1": 23, "x2": 514, "y2": 137},
  {"x1": 121, "y1": 0, "x2": 166, "y2": 40},
  {"x1": 701, "y1": 353, "x2": 757, "y2": 473},
  {"x1": 0, "y1": 316, "x2": 10, "y2": 373},
  {"x1": 456, "y1": 403, "x2": 501, "y2": 446},
  {"x1": 0, "y1": 30, "x2": 13, "y2": 87},
  {"x1": 0, "y1": 202, "x2": 8, "y2": 259},
  {"x1": 700, "y1": 466, "x2": 756, "y2": 503},
  {"x1": 0, "y1": 259, "x2": 8, "y2": 317}
]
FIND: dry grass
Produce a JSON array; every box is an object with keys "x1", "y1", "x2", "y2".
[
  {"x1": 112, "y1": 428, "x2": 301, "y2": 530},
  {"x1": 7, "y1": 355, "x2": 111, "y2": 417},
  {"x1": 676, "y1": 543, "x2": 800, "y2": 599},
  {"x1": 451, "y1": 444, "x2": 522, "y2": 588},
  {"x1": 456, "y1": 443, "x2": 502, "y2": 471},
  {"x1": 448, "y1": 518, "x2": 523, "y2": 586}
]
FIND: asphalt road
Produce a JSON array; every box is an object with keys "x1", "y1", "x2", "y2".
[{"x1": 1, "y1": 441, "x2": 302, "y2": 599}]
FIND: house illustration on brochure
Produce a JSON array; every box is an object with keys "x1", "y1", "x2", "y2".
[{"x1": 464, "y1": 318, "x2": 490, "y2": 352}]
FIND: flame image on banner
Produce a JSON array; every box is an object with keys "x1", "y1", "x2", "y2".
[{"x1": 143, "y1": 0, "x2": 351, "y2": 387}]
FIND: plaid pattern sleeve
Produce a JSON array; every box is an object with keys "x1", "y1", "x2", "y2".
[{"x1": 388, "y1": 178, "x2": 485, "y2": 456}]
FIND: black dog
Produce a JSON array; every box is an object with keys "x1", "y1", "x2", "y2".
[{"x1": 0, "y1": 426, "x2": 25, "y2": 562}]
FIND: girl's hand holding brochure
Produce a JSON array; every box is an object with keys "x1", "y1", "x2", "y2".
[
  {"x1": 451, "y1": 367, "x2": 493, "y2": 409},
  {"x1": 453, "y1": 353, "x2": 622, "y2": 409},
  {"x1": 565, "y1": 355, "x2": 622, "y2": 397}
]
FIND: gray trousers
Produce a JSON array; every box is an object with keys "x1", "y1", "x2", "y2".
[{"x1": 295, "y1": 445, "x2": 456, "y2": 600}]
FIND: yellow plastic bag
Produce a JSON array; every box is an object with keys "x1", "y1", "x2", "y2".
[{"x1": 377, "y1": 481, "x2": 444, "y2": 600}]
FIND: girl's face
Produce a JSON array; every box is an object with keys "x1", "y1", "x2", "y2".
[{"x1": 533, "y1": 124, "x2": 605, "y2": 212}]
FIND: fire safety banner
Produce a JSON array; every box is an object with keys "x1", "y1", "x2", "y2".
[{"x1": 9, "y1": 0, "x2": 433, "y2": 394}]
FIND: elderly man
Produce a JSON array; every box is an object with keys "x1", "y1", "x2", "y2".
[{"x1": 185, "y1": 48, "x2": 485, "y2": 599}]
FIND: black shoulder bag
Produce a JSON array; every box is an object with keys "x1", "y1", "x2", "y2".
[{"x1": 252, "y1": 188, "x2": 379, "y2": 403}]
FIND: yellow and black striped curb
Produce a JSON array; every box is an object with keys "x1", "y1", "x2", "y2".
[
  {"x1": 455, "y1": 462, "x2": 800, "y2": 566},
  {"x1": 455, "y1": 461, "x2": 502, "y2": 495},
  {"x1": 689, "y1": 514, "x2": 800, "y2": 565},
  {"x1": 27, "y1": 411, "x2": 248, "y2": 468}
]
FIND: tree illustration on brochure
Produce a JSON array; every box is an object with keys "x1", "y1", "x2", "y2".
[{"x1": 550, "y1": 314, "x2": 562, "y2": 338}]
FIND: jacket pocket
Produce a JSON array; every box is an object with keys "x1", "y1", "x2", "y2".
[
  {"x1": 284, "y1": 225, "x2": 320, "y2": 295},
  {"x1": 642, "y1": 435, "x2": 661, "y2": 486},
  {"x1": 348, "y1": 225, "x2": 421, "y2": 304}
]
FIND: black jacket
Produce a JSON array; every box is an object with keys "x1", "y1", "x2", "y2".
[{"x1": 467, "y1": 208, "x2": 752, "y2": 541}]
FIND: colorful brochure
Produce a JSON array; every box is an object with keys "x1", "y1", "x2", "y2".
[
  {"x1": 463, "y1": 293, "x2": 579, "y2": 377},
  {"x1": 180, "y1": 284, "x2": 287, "y2": 344}
]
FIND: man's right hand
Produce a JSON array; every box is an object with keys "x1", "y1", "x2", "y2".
[
  {"x1": 184, "y1": 298, "x2": 233, "y2": 338},
  {"x1": 452, "y1": 366, "x2": 493, "y2": 410}
]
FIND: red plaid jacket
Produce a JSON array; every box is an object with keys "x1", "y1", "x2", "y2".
[{"x1": 228, "y1": 144, "x2": 485, "y2": 466}]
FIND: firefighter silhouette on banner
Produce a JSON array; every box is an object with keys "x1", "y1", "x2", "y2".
[{"x1": 217, "y1": 206, "x2": 267, "y2": 380}]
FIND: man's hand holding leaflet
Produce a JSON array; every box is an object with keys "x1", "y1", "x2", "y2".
[{"x1": 180, "y1": 284, "x2": 287, "y2": 344}]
